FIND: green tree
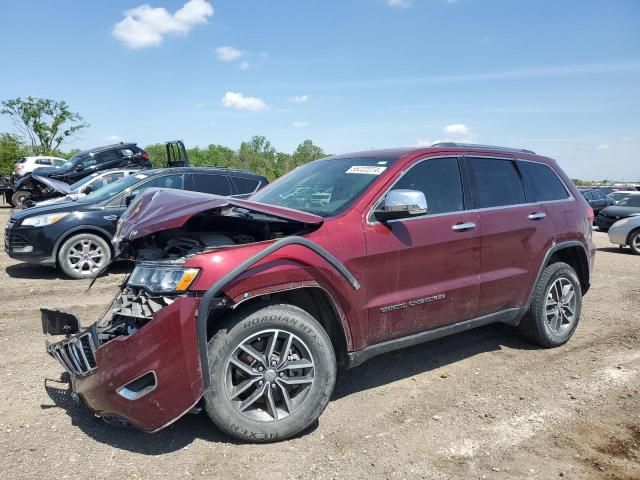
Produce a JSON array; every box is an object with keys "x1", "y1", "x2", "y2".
[
  {"x1": 1, "y1": 96, "x2": 89, "y2": 155},
  {"x1": 0, "y1": 132, "x2": 29, "y2": 174}
]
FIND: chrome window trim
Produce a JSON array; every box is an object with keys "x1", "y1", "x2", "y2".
[{"x1": 366, "y1": 154, "x2": 575, "y2": 226}]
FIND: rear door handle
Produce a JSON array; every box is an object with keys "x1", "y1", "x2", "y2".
[
  {"x1": 451, "y1": 222, "x2": 476, "y2": 232},
  {"x1": 528, "y1": 212, "x2": 546, "y2": 221}
]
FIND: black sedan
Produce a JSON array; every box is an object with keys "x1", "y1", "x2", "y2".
[
  {"x1": 5, "y1": 167, "x2": 267, "y2": 278},
  {"x1": 594, "y1": 194, "x2": 640, "y2": 231},
  {"x1": 578, "y1": 188, "x2": 615, "y2": 216}
]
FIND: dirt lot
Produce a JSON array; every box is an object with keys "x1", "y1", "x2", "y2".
[{"x1": 0, "y1": 205, "x2": 638, "y2": 480}]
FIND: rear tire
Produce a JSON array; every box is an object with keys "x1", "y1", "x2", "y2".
[
  {"x1": 11, "y1": 190, "x2": 31, "y2": 208},
  {"x1": 628, "y1": 229, "x2": 640, "y2": 255},
  {"x1": 57, "y1": 233, "x2": 112, "y2": 279},
  {"x1": 204, "y1": 304, "x2": 336, "y2": 443},
  {"x1": 518, "y1": 262, "x2": 582, "y2": 348}
]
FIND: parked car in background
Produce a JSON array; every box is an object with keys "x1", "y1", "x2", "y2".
[
  {"x1": 5, "y1": 143, "x2": 151, "y2": 207},
  {"x1": 592, "y1": 186, "x2": 617, "y2": 196},
  {"x1": 32, "y1": 169, "x2": 140, "y2": 208},
  {"x1": 578, "y1": 188, "x2": 615, "y2": 216},
  {"x1": 40, "y1": 143, "x2": 595, "y2": 442},
  {"x1": 5, "y1": 167, "x2": 268, "y2": 278},
  {"x1": 608, "y1": 215, "x2": 640, "y2": 255},
  {"x1": 607, "y1": 190, "x2": 637, "y2": 203},
  {"x1": 595, "y1": 192, "x2": 640, "y2": 231},
  {"x1": 14, "y1": 156, "x2": 67, "y2": 179}
]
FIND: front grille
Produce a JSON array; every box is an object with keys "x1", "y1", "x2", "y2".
[{"x1": 49, "y1": 332, "x2": 97, "y2": 376}]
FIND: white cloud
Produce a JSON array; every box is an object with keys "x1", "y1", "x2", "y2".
[
  {"x1": 239, "y1": 61, "x2": 251, "y2": 70},
  {"x1": 443, "y1": 124, "x2": 470, "y2": 136},
  {"x1": 596, "y1": 144, "x2": 610, "y2": 150},
  {"x1": 387, "y1": 0, "x2": 413, "y2": 7},
  {"x1": 291, "y1": 95, "x2": 310, "y2": 103},
  {"x1": 221, "y1": 92, "x2": 268, "y2": 111},
  {"x1": 216, "y1": 46, "x2": 242, "y2": 62},
  {"x1": 112, "y1": 0, "x2": 213, "y2": 49},
  {"x1": 105, "y1": 135, "x2": 122, "y2": 142},
  {"x1": 292, "y1": 121, "x2": 309, "y2": 128}
]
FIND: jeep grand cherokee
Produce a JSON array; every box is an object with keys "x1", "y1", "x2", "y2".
[{"x1": 42, "y1": 143, "x2": 596, "y2": 442}]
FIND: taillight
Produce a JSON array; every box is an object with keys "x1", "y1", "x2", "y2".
[
  {"x1": 142, "y1": 152, "x2": 150, "y2": 159},
  {"x1": 587, "y1": 207, "x2": 594, "y2": 221}
]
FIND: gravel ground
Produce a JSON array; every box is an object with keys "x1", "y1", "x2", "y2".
[{"x1": 0, "y1": 205, "x2": 638, "y2": 479}]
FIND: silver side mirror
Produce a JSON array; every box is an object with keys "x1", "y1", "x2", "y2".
[{"x1": 374, "y1": 189, "x2": 428, "y2": 222}]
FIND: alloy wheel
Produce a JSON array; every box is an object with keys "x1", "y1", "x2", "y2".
[
  {"x1": 225, "y1": 329, "x2": 315, "y2": 422},
  {"x1": 66, "y1": 238, "x2": 106, "y2": 275},
  {"x1": 545, "y1": 277, "x2": 577, "y2": 334}
]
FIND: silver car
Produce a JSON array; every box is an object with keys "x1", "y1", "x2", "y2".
[{"x1": 608, "y1": 214, "x2": 640, "y2": 255}]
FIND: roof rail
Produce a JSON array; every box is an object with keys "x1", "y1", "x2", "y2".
[{"x1": 430, "y1": 142, "x2": 535, "y2": 155}]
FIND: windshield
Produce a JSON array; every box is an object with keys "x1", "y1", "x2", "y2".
[
  {"x1": 616, "y1": 196, "x2": 640, "y2": 207},
  {"x1": 81, "y1": 174, "x2": 147, "y2": 203},
  {"x1": 250, "y1": 156, "x2": 399, "y2": 217}
]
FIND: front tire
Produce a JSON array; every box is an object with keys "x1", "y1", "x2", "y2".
[
  {"x1": 519, "y1": 262, "x2": 582, "y2": 347},
  {"x1": 628, "y1": 229, "x2": 640, "y2": 255},
  {"x1": 11, "y1": 190, "x2": 31, "y2": 208},
  {"x1": 57, "y1": 233, "x2": 112, "y2": 279},
  {"x1": 204, "y1": 304, "x2": 336, "y2": 443}
]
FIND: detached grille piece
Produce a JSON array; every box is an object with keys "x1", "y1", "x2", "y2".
[{"x1": 49, "y1": 332, "x2": 97, "y2": 376}]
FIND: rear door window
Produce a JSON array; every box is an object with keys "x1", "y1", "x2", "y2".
[
  {"x1": 466, "y1": 157, "x2": 526, "y2": 208},
  {"x1": 231, "y1": 176, "x2": 260, "y2": 195},
  {"x1": 392, "y1": 157, "x2": 464, "y2": 215},
  {"x1": 192, "y1": 174, "x2": 232, "y2": 196},
  {"x1": 518, "y1": 161, "x2": 569, "y2": 202},
  {"x1": 95, "y1": 149, "x2": 121, "y2": 165}
]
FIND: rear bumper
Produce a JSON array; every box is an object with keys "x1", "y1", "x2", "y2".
[
  {"x1": 595, "y1": 215, "x2": 616, "y2": 230},
  {"x1": 47, "y1": 296, "x2": 205, "y2": 432},
  {"x1": 608, "y1": 224, "x2": 629, "y2": 246}
]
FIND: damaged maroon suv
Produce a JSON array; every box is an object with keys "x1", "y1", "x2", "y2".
[{"x1": 42, "y1": 143, "x2": 596, "y2": 442}]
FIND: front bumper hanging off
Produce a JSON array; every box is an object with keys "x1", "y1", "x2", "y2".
[{"x1": 45, "y1": 296, "x2": 205, "y2": 432}]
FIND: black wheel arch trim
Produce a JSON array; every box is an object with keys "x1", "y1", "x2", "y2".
[
  {"x1": 526, "y1": 240, "x2": 590, "y2": 306},
  {"x1": 196, "y1": 235, "x2": 360, "y2": 389}
]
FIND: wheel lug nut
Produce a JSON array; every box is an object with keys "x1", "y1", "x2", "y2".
[
  {"x1": 258, "y1": 380, "x2": 263, "y2": 386},
  {"x1": 271, "y1": 383, "x2": 276, "y2": 389},
  {"x1": 258, "y1": 367, "x2": 264, "y2": 372},
  {"x1": 279, "y1": 372, "x2": 284, "y2": 377},
  {"x1": 271, "y1": 361, "x2": 277, "y2": 366}
]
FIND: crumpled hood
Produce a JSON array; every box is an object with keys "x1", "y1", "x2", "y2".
[
  {"x1": 32, "y1": 175, "x2": 71, "y2": 194},
  {"x1": 114, "y1": 188, "x2": 324, "y2": 242}
]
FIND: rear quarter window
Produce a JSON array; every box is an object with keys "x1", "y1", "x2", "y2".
[{"x1": 518, "y1": 161, "x2": 570, "y2": 202}]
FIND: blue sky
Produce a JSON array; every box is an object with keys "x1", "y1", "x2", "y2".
[{"x1": 1, "y1": 0, "x2": 639, "y2": 180}]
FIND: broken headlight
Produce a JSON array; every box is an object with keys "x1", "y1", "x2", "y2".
[{"x1": 127, "y1": 265, "x2": 200, "y2": 294}]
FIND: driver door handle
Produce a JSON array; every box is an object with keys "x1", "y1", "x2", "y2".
[
  {"x1": 528, "y1": 212, "x2": 546, "y2": 221},
  {"x1": 451, "y1": 222, "x2": 476, "y2": 232}
]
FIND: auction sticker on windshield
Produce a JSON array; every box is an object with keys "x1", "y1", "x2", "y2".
[{"x1": 346, "y1": 166, "x2": 387, "y2": 175}]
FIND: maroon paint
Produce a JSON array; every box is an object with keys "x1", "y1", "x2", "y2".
[{"x1": 71, "y1": 297, "x2": 203, "y2": 432}]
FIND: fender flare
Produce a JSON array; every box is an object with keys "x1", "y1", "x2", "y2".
[
  {"x1": 526, "y1": 240, "x2": 590, "y2": 306},
  {"x1": 196, "y1": 235, "x2": 360, "y2": 389}
]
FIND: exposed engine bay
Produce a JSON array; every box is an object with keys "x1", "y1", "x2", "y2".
[{"x1": 120, "y1": 208, "x2": 317, "y2": 261}]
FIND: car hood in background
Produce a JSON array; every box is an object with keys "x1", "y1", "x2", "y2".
[
  {"x1": 114, "y1": 188, "x2": 324, "y2": 242},
  {"x1": 599, "y1": 206, "x2": 640, "y2": 218},
  {"x1": 32, "y1": 175, "x2": 71, "y2": 194},
  {"x1": 31, "y1": 166, "x2": 70, "y2": 178}
]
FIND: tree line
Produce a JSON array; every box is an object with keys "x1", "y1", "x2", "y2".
[{"x1": 0, "y1": 96, "x2": 327, "y2": 180}]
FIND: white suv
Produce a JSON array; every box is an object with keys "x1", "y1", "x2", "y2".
[{"x1": 14, "y1": 156, "x2": 66, "y2": 178}]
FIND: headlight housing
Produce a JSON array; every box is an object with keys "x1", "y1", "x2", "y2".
[
  {"x1": 127, "y1": 265, "x2": 200, "y2": 294},
  {"x1": 21, "y1": 213, "x2": 68, "y2": 227}
]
